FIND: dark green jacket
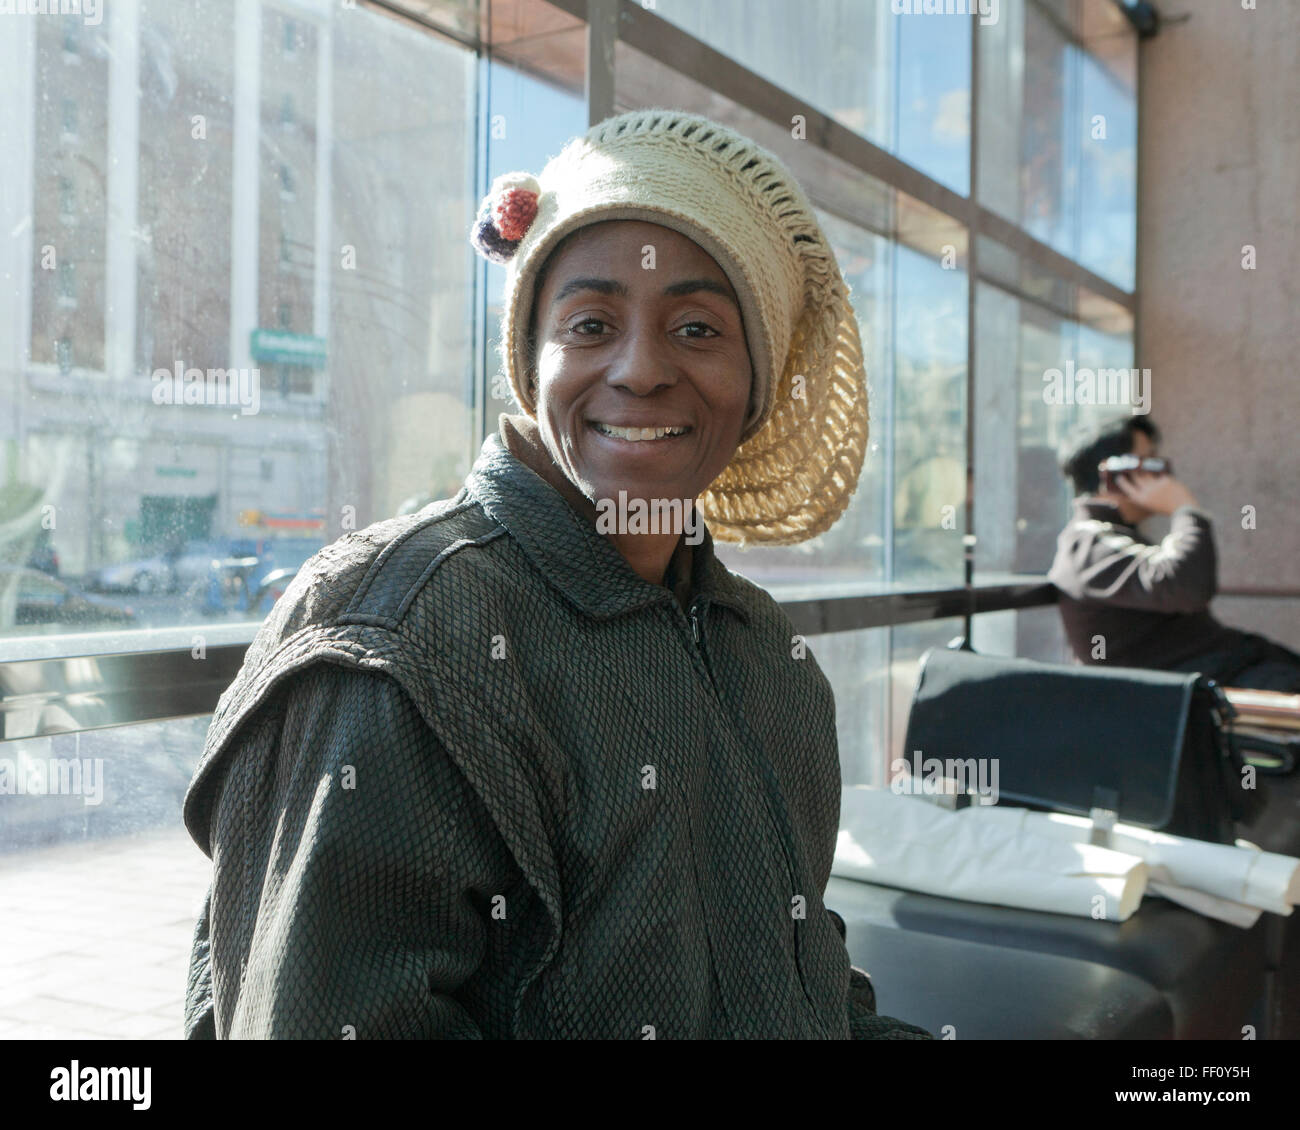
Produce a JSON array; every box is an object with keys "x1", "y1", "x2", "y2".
[{"x1": 182, "y1": 421, "x2": 931, "y2": 1040}]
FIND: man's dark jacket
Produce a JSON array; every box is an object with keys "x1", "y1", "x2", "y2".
[
  {"x1": 1048, "y1": 498, "x2": 1296, "y2": 683},
  {"x1": 181, "y1": 415, "x2": 931, "y2": 1040}
]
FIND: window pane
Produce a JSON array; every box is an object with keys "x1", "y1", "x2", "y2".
[
  {"x1": 1017, "y1": 301, "x2": 1078, "y2": 569},
  {"x1": 892, "y1": 243, "x2": 967, "y2": 586},
  {"x1": 971, "y1": 604, "x2": 1073, "y2": 666},
  {"x1": 812, "y1": 626, "x2": 890, "y2": 789},
  {"x1": 1079, "y1": 48, "x2": 1137, "y2": 289},
  {"x1": 974, "y1": 282, "x2": 1076, "y2": 578},
  {"x1": 653, "y1": 1, "x2": 973, "y2": 195},
  {"x1": 0, "y1": 715, "x2": 209, "y2": 852},
  {"x1": 973, "y1": 277, "x2": 1134, "y2": 581},
  {"x1": 979, "y1": 0, "x2": 1137, "y2": 290},
  {"x1": 972, "y1": 280, "x2": 1021, "y2": 575},
  {"x1": 1019, "y1": 1, "x2": 1078, "y2": 257},
  {"x1": 480, "y1": 47, "x2": 588, "y2": 429},
  {"x1": 975, "y1": 0, "x2": 1025, "y2": 221},
  {"x1": 887, "y1": 617, "x2": 967, "y2": 774},
  {"x1": 895, "y1": 7, "x2": 971, "y2": 196},
  {"x1": 980, "y1": 1, "x2": 1075, "y2": 251},
  {"x1": 30, "y1": 18, "x2": 108, "y2": 373},
  {"x1": 4, "y1": 2, "x2": 479, "y2": 645},
  {"x1": 652, "y1": 0, "x2": 895, "y2": 151}
]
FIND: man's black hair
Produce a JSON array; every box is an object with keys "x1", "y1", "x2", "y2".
[{"x1": 1058, "y1": 414, "x2": 1161, "y2": 495}]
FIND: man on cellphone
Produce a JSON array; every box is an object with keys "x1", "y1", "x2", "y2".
[{"x1": 1048, "y1": 415, "x2": 1300, "y2": 691}]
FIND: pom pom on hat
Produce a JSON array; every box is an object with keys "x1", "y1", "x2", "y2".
[{"x1": 470, "y1": 172, "x2": 541, "y2": 264}]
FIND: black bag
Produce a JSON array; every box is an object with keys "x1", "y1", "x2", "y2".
[{"x1": 901, "y1": 647, "x2": 1261, "y2": 845}]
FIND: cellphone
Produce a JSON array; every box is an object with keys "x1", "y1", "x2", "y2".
[{"x1": 1098, "y1": 455, "x2": 1172, "y2": 490}]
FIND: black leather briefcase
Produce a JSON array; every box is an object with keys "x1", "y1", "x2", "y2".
[{"x1": 901, "y1": 647, "x2": 1259, "y2": 844}]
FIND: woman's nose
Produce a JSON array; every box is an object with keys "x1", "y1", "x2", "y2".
[{"x1": 604, "y1": 322, "x2": 680, "y2": 396}]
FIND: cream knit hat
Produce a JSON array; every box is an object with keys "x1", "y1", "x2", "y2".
[{"x1": 470, "y1": 108, "x2": 868, "y2": 546}]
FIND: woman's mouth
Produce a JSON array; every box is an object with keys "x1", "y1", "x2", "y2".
[{"x1": 590, "y1": 422, "x2": 692, "y2": 442}]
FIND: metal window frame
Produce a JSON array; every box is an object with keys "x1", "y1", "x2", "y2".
[
  {"x1": 5, "y1": 582, "x2": 1294, "y2": 742},
  {"x1": 0, "y1": 580, "x2": 1061, "y2": 743}
]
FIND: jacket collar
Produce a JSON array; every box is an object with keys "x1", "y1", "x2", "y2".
[
  {"x1": 464, "y1": 415, "x2": 752, "y2": 624},
  {"x1": 1073, "y1": 496, "x2": 1134, "y2": 528}
]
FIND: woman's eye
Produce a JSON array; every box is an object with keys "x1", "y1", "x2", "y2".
[{"x1": 677, "y1": 322, "x2": 719, "y2": 338}]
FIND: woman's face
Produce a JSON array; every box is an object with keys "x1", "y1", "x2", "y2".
[{"x1": 529, "y1": 220, "x2": 752, "y2": 509}]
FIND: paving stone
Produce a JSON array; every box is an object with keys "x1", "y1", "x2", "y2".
[
  {"x1": 0, "y1": 828, "x2": 208, "y2": 1039},
  {"x1": 1, "y1": 996, "x2": 132, "y2": 1029}
]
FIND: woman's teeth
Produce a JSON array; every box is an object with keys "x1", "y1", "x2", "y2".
[{"x1": 592, "y1": 423, "x2": 689, "y2": 441}]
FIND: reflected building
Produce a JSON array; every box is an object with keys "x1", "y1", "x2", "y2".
[{"x1": 0, "y1": 0, "x2": 476, "y2": 579}]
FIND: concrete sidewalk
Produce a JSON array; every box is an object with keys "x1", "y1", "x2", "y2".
[{"x1": 0, "y1": 826, "x2": 212, "y2": 1040}]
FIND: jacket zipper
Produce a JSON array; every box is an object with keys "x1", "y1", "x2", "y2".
[
  {"x1": 677, "y1": 597, "x2": 829, "y2": 1035},
  {"x1": 687, "y1": 603, "x2": 717, "y2": 692}
]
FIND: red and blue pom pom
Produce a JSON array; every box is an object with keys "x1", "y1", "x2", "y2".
[{"x1": 471, "y1": 172, "x2": 541, "y2": 264}]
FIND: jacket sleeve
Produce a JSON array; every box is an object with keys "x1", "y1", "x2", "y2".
[
  {"x1": 847, "y1": 966, "x2": 933, "y2": 1040},
  {"x1": 1051, "y1": 506, "x2": 1218, "y2": 614},
  {"x1": 188, "y1": 661, "x2": 525, "y2": 1039},
  {"x1": 827, "y1": 909, "x2": 933, "y2": 1040}
]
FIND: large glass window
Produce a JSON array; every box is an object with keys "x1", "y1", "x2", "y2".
[{"x1": 0, "y1": 0, "x2": 1141, "y2": 792}]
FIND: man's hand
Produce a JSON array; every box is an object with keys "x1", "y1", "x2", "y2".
[{"x1": 1115, "y1": 471, "x2": 1198, "y2": 515}]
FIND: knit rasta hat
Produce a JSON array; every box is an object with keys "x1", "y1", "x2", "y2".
[{"x1": 470, "y1": 107, "x2": 868, "y2": 546}]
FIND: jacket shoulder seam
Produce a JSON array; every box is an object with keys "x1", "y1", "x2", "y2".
[
  {"x1": 344, "y1": 495, "x2": 479, "y2": 608},
  {"x1": 339, "y1": 504, "x2": 506, "y2": 628}
]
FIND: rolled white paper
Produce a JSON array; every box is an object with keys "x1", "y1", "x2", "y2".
[
  {"x1": 832, "y1": 787, "x2": 1148, "y2": 922},
  {"x1": 992, "y1": 809, "x2": 1300, "y2": 917},
  {"x1": 1146, "y1": 882, "x2": 1263, "y2": 929}
]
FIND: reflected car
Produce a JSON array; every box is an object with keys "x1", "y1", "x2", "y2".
[
  {"x1": 251, "y1": 567, "x2": 300, "y2": 614},
  {"x1": 90, "y1": 542, "x2": 224, "y2": 595},
  {"x1": 0, "y1": 566, "x2": 136, "y2": 626},
  {"x1": 245, "y1": 541, "x2": 321, "y2": 608},
  {"x1": 201, "y1": 539, "x2": 321, "y2": 614}
]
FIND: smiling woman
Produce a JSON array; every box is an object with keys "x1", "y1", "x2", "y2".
[{"x1": 181, "y1": 108, "x2": 926, "y2": 1041}]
